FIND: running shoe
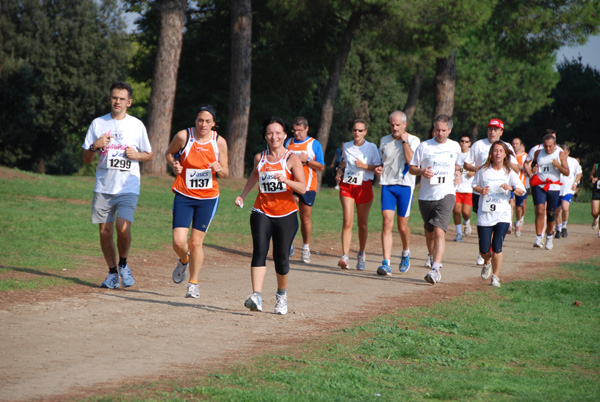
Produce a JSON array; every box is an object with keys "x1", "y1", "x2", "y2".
[
  {"x1": 593, "y1": 218, "x2": 599, "y2": 231},
  {"x1": 481, "y1": 262, "x2": 492, "y2": 279},
  {"x1": 100, "y1": 272, "x2": 120, "y2": 289},
  {"x1": 424, "y1": 267, "x2": 441, "y2": 284},
  {"x1": 119, "y1": 265, "x2": 135, "y2": 287},
  {"x1": 533, "y1": 237, "x2": 543, "y2": 248},
  {"x1": 491, "y1": 274, "x2": 501, "y2": 287},
  {"x1": 507, "y1": 224, "x2": 512, "y2": 234},
  {"x1": 399, "y1": 255, "x2": 410, "y2": 273},
  {"x1": 424, "y1": 254, "x2": 433, "y2": 268},
  {"x1": 545, "y1": 236, "x2": 554, "y2": 250},
  {"x1": 377, "y1": 260, "x2": 392, "y2": 276},
  {"x1": 463, "y1": 223, "x2": 472, "y2": 236},
  {"x1": 476, "y1": 254, "x2": 484, "y2": 266},
  {"x1": 338, "y1": 254, "x2": 350, "y2": 270},
  {"x1": 172, "y1": 258, "x2": 189, "y2": 284},
  {"x1": 301, "y1": 247, "x2": 311, "y2": 263},
  {"x1": 290, "y1": 244, "x2": 295, "y2": 257},
  {"x1": 356, "y1": 252, "x2": 366, "y2": 271},
  {"x1": 515, "y1": 221, "x2": 523, "y2": 237},
  {"x1": 454, "y1": 233, "x2": 463, "y2": 243},
  {"x1": 555, "y1": 229, "x2": 561, "y2": 239},
  {"x1": 274, "y1": 293, "x2": 288, "y2": 315},
  {"x1": 185, "y1": 282, "x2": 200, "y2": 298},
  {"x1": 561, "y1": 228, "x2": 568, "y2": 238},
  {"x1": 244, "y1": 293, "x2": 263, "y2": 312}
]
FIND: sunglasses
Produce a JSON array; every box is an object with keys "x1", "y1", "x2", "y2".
[{"x1": 459, "y1": 140, "x2": 471, "y2": 143}]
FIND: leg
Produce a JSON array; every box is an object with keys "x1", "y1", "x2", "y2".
[
  {"x1": 356, "y1": 200, "x2": 373, "y2": 253},
  {"x1": 425, "y1": 229, "x2": 434, "y2": 255},
  {"x1": 188, "y1": 228, "x2": 207, "y2": 283},
  {"x1": 462, "y1": 203, "x2": 472, "y2": 223},
  {"x1": 115, "y1": 218, "x2": 132, "y2": 259},
  {"x1": 298, "y1": 202, "x2": 312, "y2": 246},
  {"x1": 491, "y1": 252, "x2": 503, "y2": 276},
  {"x1": 453, "y1": 202, "x2": 462, "y2": 225},
  {"x1": 250, "y1": 266, "x2": 268, "y2": 293},
  {"x1": 340, "y1": 195, "x2": 356, "y2": 255},
  {"x1": 561, "y1": 199, "x2": 570, "y2": 223},
  {"x1": 534, "y1": 204, "x2": 546, "y2": 235},
  {"x1": 432, "y1": 227, "x2": 446, "y2": 264},
  {"x1": 381, "y1": 210, "x2": 395, "y2": 261},
  {"x1": 172, "y1": 227, "x2": 190, "y2": 261},
  {"x1": 397, "y1": 215, "x2": 410, "y2": 251},
  {"x1": 99, "y1": 222, "x2": 117, "y2": 268},
  {"x1": 591, "y1": 200, "x2": 600, "y2": 220}
]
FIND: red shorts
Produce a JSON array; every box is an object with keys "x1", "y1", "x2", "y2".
[
  {"x1": 340, "y1": 180, "x2": 373, "y2": 204},
  {"x1": 455, "y1": 192, "x2": 473, "y2": 206}
]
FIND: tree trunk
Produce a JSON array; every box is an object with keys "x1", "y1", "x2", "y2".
[
  {"x1": 433, "y1": 50, "x2": 456, "y2": 118},
  {"x1": 225, "y1": 0, "x2": 252, "y2": 179},
  {"x1": 142, "y1": 0, "x2": 186, "y2": 175},
  {"x1": 471, "y1": 122, "x2": 479, "y2": 140},
  {"x1": 316, "y1": 11, "x2": 362, "y2": 164},
  {"x1": 403, "y1": 62, "x2": 425, "y2": 125}
]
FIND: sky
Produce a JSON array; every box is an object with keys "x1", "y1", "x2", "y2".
[{"x1": 556, "y1": 34, "x2": 600, "y2": 70}]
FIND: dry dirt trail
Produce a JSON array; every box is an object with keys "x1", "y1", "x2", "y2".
[{"x1": 1, "y1": 224, "x2": 598, "y2": 401}]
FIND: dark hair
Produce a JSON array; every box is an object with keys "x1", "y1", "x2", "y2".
[
  {"x1": 110, "y1": 81, "x2": 133, "y2": 98},
  {"x1": 433, "y1": 114, "x2": 453, "y2": 130},
  {"x1": 459, "y1": 134, "x2": 472, "y2": 142},
  {"x1": 482, "y1": 141, "x2": 514, "y2": 173},
  {"x1": 261, "y1": 115, "x2": 290, "y2": 137},
  {"x1": 353, "y1": 119, "x2": 368, "y2": 130},
  {"x1": 543, "y1": 128, "x2": 556, "y2": 136},
  {"x1": 196, "y1": 104, "x2": 216, "y2": 119},
  {"x1": 292, "y1": 116, "x2": 308, "y2": 127},
  {"x1": 543, "y1": 133, "x2": 556, "y2": 142}
]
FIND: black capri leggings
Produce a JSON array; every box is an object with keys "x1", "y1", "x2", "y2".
[
  {"x1": 477, "y1": 222, "x2": 510, "y2": 255},
  {"x1": 250, "y1": 211, "x2": 298, "y2": 275}
]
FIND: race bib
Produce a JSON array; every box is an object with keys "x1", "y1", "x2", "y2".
[
  {"x1": 539, "y1": 163, "x2": 552, "y2": 173},
  {"x1": 481, "y1": 187, "x2": 510, "y2": 213},
  {"x1": 343, "y1": 166, "x2": 364, "y2": 185},
  {"x1": 429, "y1": 154, "x2": 452, "y2": 186},
  {"x1": 185, "y1": 168, "x2": 213, "y2": 189},
  {"x1": 106, "y1": 150, "x2": 132, "y2": 171},
  {"x1": 259, "y1": 170, "x2": 287, "y2": 193}
]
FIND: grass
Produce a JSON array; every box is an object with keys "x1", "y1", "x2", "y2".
[{"x1": 82, "y1": 258, "x2": 600, "y2": 402}]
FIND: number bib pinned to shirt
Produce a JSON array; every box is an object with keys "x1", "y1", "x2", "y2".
[
  {"x1": 428, "y1": 153, "x2": 452, "y2": 186},
  {"x1": 343, "y1": 166, "x2": 364, "y2": 185},
  {"x1": 259, "y1": 170, "x2": 287, "y2": 193},
  {"x1": 106, "y1": 150, "x2": 132, "y2": 171},
  {"x1": 185, "y1": 168, "x2": 213, "y2": 189},
  {"x1": 481, "y1": 187, "x2": 510, "y2": 213}
]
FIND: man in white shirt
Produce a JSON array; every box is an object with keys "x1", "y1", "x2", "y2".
[
  {"x1": 374, "y1": 111, "x2": 420, "y2": 276},
  {"x1": 409, "y1": 114, "x2": 461, "y2": 285},
  {"x1": 82, "y1": 81, "x2": 153, "y2": 289},
  {"x1": 555, "y1": 144, "x2": 582, "y2": 238}
]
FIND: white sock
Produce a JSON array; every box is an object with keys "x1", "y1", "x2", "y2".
[
  {"x1": 563, "y1": 222, "x2": 567, "y2": 229},
  {"x1": 303, "y1": 244, "x2": 309, "y2": 250},
  {"x1": 455, "y1": 224, "x2": 462, "y2": 235},
  {"x1": 464, "y1": 219, "x2": 470, "y2": 225},
  {"x1": 432, "y1": 262, "x2": 441, "y2": 270},
  {"x1": 402, "y1": 249, "x2": 410, "y2": 257}
]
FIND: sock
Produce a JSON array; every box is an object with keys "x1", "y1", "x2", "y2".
[
  {"x1": 276, "y1": 288, "x2": 286, "y2": 295},
  {"x1": 109, "y1": 267, "x2": 118, "y2": 274},
  {"x1": 402, "y1": 249, "x2": 410, "y2": 257},
  {"x1": 563, "y1": 221, "x2": 567, "y2": 228},
  {"x1": 546, "y1": 233, "x2": 553, "y2": 239},
  {"x1": 357, "y1": 251, "x2": 365, "y2": 259},
  {"x1": 303, "y1": 244, "x2": 309, "y2": 250},
  {"x1": 536, "y1": 234, "x2": 543, "y2": 239},
  {"x1": 181, "y1": 253, "x2": 189, "y2": 264},
  {"x1": 118, "y1": 257, "x2": 127, "y2": 267},
  {"x1": 455, "y1": 224, "x2": 462, "y2": 235},
  {"x1": 189, "y1": 279, "x2": 198, "y2": 285},
  {"x1": 464, "y1": 219, "x2": 470, "y2": 225},
  {"x1": 432, "y1": 262, "x2": 441, "y2": 270}
]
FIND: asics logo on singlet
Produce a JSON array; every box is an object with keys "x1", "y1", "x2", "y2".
[
  {"x1": 111, "y1": 150, "x2": 125, "y2": 157},
  {"x1": 190, "y1": 170, "x2": 211, "y2": 178},
  {"x1": 261, "y1": 173, "x2": 278, "y2": 180}
]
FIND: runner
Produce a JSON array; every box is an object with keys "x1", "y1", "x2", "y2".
[
  {"x1": 166, "y1": 105, "x2": 229, "y2": 299},
  {"x1": 511, "y1": 137, "x2": 529, "y2": 237},
  {"x1": 330, "y1": 140, "x2": 344, "y2": 190},
  {"x1": 235, "y1": 116, "x2": 306, "y2": 315},
  {"x1": 554, "y1": 144, "x2": 582, "y2": 238},
  {"x1": 285, "y1": 117, "x2": 325, "y2": 263},
  {"x1": 453, "y1": 134, "x2": 474, "y2": 243},
  {"x1": 335, "y1": 119, "x2": 382, "y2": 271},
  {"x1": 530, "y1": 134, "x2": 569, "y2": 249},
  {"x1": 374, "y1": 111, "x2": 420, "y2": 276},
  {"x1": 409, "y1": 114, "x2": 461, "y2": 284},
  {"x1": 81, "y1": 81, "x2": 153, "y2": 289},
  {"x1": 590, "y1": 162, "x2": 600, "y2": 237},
  {"x1": 472, "y1": 141, "x2": 526, "y2": 287}
]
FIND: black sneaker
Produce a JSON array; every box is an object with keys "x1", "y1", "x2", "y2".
[
  {"x1": 561, "y1": 228, "x2": 568, "y2": 238},
  {"x1": 555, "y1": 230, "x2": 561, "y2": 239}
]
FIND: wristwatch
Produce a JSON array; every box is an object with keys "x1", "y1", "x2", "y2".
[
  {"x1": 89, "y1": 144, "x2": 97, "y2": 152},
  {"x1": 401, "y1": 140, "x2": 407, "y2": 144}
]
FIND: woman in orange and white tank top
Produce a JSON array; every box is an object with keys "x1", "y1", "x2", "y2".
[
  {"x1": 165, "y1": 105, "x2": 229, "y2": 299},
  {"x1": 235, "y1": 116, "x2": 306, "y2": 315}
]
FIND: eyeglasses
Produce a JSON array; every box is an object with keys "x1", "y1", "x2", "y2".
[{"x1": 459, "y1": 140, "x2": 471, "y2": 143}]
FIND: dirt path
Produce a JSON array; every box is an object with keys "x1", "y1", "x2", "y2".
[{"x1": 1, "y1": 224, "x2": 598, "y2": 402}]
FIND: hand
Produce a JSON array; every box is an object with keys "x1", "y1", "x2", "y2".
[
  {"x1": 453, "y1": 172, "x2": 461, "y2": 187},
  {"x1": 125, "y1": 146, "x2": 137, "y2": 159},
  {"x1": 298, "y1": 152, "x2": 308, "y2": 163},
  {"x1": 482, "y1": 186, "x2": 490, "y2": 195},
  {"x1": 234, "y1": 196, "x2": 244, "y2": 208},
  {"x1": 374, "y1": 166, "x2": 383, "y2": 175},
  {"x1": 209, "y1": 161, "x2": 222, "y2": 173},
  {"x1": 592, "y1": 177, "x2": 598, "y2": 184},
  {"x1": 355, "y1": 160, "x2": 368, "y2": 170},
  {"x1": 172, "y1": 160, "x2": 183, "y2": 175},
  {"x1": 95, "y1": 134, "x2": 113, "y2": 150},
  {"x1": 423, "y1": 166, "x2": 434, "y2": 179},
  {"x1": 500, "y1": 183, "x2": 511, "y2": 191},
  {"x1": 274, "y1": 173, "x2": 287, "y2": 184},
  {"x1": 552, "y1": 158, "x2": 561, "y2": 168}
]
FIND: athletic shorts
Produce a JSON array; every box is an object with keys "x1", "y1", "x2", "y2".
[
  {"x1": 418, "y1": 194, "x2": 455, "y2": 232},
  {"x1": 515, "y1": 189, "x2": 529, "y2": 207},
  {"x1": 381, "y1": 185, "x2": 414, "y2": 217},
  {"x1": 92, "y1": 192, "x2": 138, "y2": 224},
  {"x1": 472, "y1": 193, "x2": 480, "y2": 214},
  {"x1": 477, "y1": 222, "x2": 510, "y2": 255},
  {"x1": 172, "y1": 192, "x2": 219, "y2": 232},
  {"x1": 592, "y1": 187, "x2": 600, "y2": 200},
  {"x1": 294, "y1": 190, "x2": 316, "y2": 207},
  {"x1": 455, "y1": 192, "x2": 473, "y2": 207},
  {"x1": 531, "y1": 186, "x2": 560, "y2": 212},
  {"x1": 557, "y1": 193, "x2": 573, "y2": 207},
  {"x1": 340, "y1": 180, "x2": 373, "y2": 205}
]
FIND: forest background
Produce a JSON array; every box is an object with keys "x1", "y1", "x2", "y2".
[{"x1": 1, "y1": 0, "x2": 599, "y2": 193}]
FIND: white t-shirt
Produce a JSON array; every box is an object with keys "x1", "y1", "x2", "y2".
[
  {"x1": 472, "y1": 167, "x2": 525, "y2": 226},
  {"x1": 82, "y1": 113, "x2": 152, "y2": 195},
  {"x1": 465, "y1": 138, "x2": 517, "y2": 195},
  {"x1": 341, "y1": 140, "x2": 381, "y2": 182},
  {"x1": 378, "y1": 133, "x2": 420, "y2": 187},
  {"x1": 410, "y1": 138, "x2": 461, "y2": 201},
  {"x1": 560, "y1": 156, "x2": 582, "y2": 196},
  {"x1": 455, "y1": 151, "x2": 474, "y2": 193}
]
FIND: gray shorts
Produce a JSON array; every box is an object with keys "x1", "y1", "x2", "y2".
[
  {"x1": 92, "y1": 192, "x2": 139, "y2": 224},
  {"x1": 418, "y1": 194, "x2": 455, "y2": 232}
]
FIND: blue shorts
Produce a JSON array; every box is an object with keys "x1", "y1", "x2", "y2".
[
  {"x1": 172, "y1": 192, "x2": 219, "y2": 232},
  {"x1": 531, "y1": 186, "x2": 560, "y2": 212},
  {"x1": 515, "y1": 189, "x2": 529, "y2": 207},
  {"x1": 294, "y1": 190, "x2": 316, "y2": 207},
  {"x1": 557, "y1": 193, "x2": 573, "y2": 207},
  {"x1": 477, "y1": 222, "x2": 510, "y2": 254},
  {"x1": 381, "y1": 185, "x2": 414, "y2": 217}
]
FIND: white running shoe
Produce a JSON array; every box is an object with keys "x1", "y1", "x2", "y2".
[
  {"x1": 515, "y1": 221, "x2": 523, "y2": 237},
  {"x1": 301, "y1": 247, "x2": 311, "y2": 263},
  {"x1": 338, "y1": 254, "x2": 350, "y2": 270},
  {"x1": 274, "y1": 293, "x2": 288, "y2": 315},
  {"x1": 244, "y1": 293, "x2": 263, "y2": 312},
  {"x1": 463, "y1": 223, "x2": 472, "y2": 237},
  {"x1": 507, "y1": 224, "x2": 512, "y2": 234},
  {"x1": 491, "y1": 274, "x2": 501, "y2": 287},
  {"x1": 481, "y1": 262, "x2": 492, "y2": 279},
  {"x1": 185, "y1": 283, "x2": 199, "y2": 298},
  {"x1": 533, "y1": 237, "x2": 543, "y2": 248},
  {"x1": 476, "y1": 254, "x2": 484, "y2": 266},
  {"x1": 424, "y1": 267, "x2": 441, "y2": 284},
  {"x1": 424, "y1": 254, "x2": 433, "y2": 268},
  {"x1": 593, "y1": 218, "x2": 599, "y2": 231},
  {"x1": 545, "y1": 236, "x2": 553, "y2": 250}
]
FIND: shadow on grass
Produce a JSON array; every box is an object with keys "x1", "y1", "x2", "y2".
[{"x1": 0, "y1": 266, "x2": 98, "y2": 288}]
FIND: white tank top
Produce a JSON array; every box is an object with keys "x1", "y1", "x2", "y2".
[{"x1": 535, "y1": 147, "x2": 562, "y2": 191}]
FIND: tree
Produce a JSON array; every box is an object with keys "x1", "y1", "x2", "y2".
[
  {"x1": 0, "y1": 0, "x2": 130, "y2": 173},
  {"x1": 142, "y1": 0, "x2": 187, "y2": 175},
  {"x1": 225, "y1": 0, "x2": 251, "y2": 178}
]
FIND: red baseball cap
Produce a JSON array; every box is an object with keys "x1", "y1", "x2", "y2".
[{"x1": 487, "y1": 119, "x2": 504, "y2": 129}]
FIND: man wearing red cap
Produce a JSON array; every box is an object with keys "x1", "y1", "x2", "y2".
[{"x1": 464, "y1": 118, "x2": 518, "y2": 265}]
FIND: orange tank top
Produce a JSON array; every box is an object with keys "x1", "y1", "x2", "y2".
[
  {"x1": 286, "y1": 137, "x2": 318, "y2": 192},
  {"x1": 253, "y1": 150, "x2": 298, "y2": 217},
  {"x1": 516, "y1": 152, "x2": 527, "y2": 187},
  {"x1": 172, "y1": 129, "x2": 220, "y2": 200}
]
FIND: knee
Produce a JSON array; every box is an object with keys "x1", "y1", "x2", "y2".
[{"x1": 546, "y1": 211, "x2": 556, "y2": 223}]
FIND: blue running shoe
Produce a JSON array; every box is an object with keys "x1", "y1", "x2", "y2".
[
  {"x1": 399, "y1": 255, "x2": 411, "y2": 273},
  {"x1": 377, "y1": 260, "x2": 392, "y2": 276},
  {"x1": 101, "y1": 272, "x2": 120, "y2": 289},
  {"x1": 119, "y1": 265, "x2": 135, "y2": 287}
]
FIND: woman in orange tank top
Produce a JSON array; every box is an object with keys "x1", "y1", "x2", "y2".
[{"x1": 235, "y1": 116, "x2": 306, "y2": 315}]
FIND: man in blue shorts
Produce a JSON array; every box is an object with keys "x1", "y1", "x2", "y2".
[{"x1": 374, "y1": 111, "x2": 420, "y2": 276}]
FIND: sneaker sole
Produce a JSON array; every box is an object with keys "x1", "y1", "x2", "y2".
[
  {"x1": 244, "y1": 299, "x2": 262, "y2": 312},
  {"x1": 185, "y1": 293, "x2": 199, "y2": 299},
  {"x1": 399, "y1": 265, "x2": 410, "y2": 273},
  {"x1": 376, "y1": 267, "x2": 391, "y2": 276},
  {"x1": 172, "y1": 267, "x2": 187, "y2": 284},
  {"x1": 424, "y1": 274, "x2": 436, "y2": 284},
  {"x1": 100, "y1": 283, "x2": 119, "y2": 289},
  {"x1": 338, "y1": 260, "x2": 349, "y2": 270}
]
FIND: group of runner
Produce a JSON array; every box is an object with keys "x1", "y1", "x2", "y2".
[{"x1": 82, "y1": 81, "x2": 599, "y2": 316}]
